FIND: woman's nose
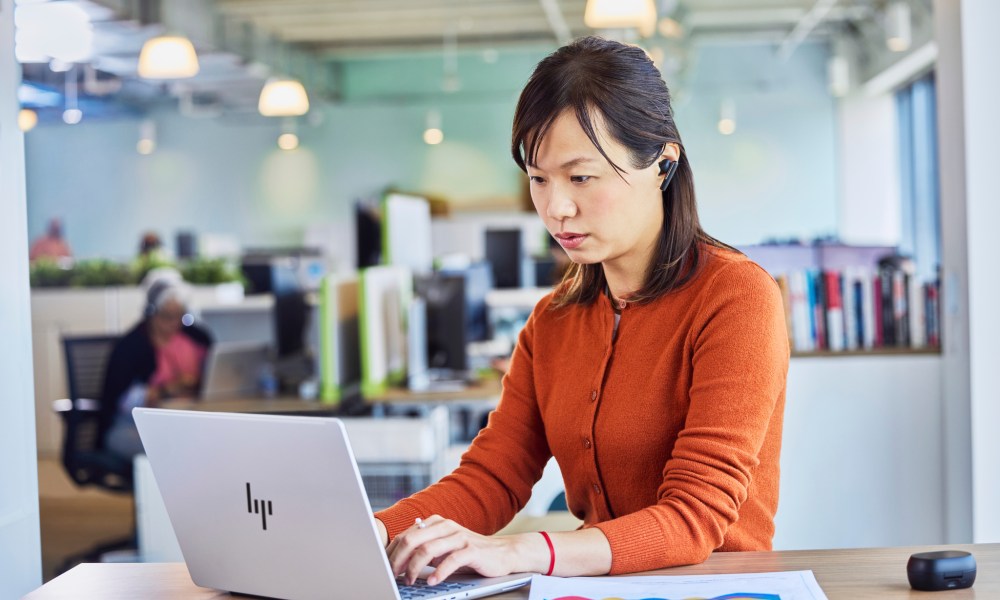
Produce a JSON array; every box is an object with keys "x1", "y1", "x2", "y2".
[{"x1": 546, "y1": 188, "x2": 577, "y2": 221}]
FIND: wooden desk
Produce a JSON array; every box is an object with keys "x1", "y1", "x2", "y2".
[
  {"x1": 158, "y1": 375, "x2": 503, "y2": 415},
  {"x1": 364, "y1": 375, "x2": 502, "y2": 405},
  {"x1": 160, "y1": 397, "x2": 339, "y2": 415},
  {"x1": 25, "y1": 543, "x2": 1000, "y2": 599}
]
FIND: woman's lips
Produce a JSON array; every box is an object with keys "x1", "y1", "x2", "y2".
[{"x1": 555, "y1": 233, "x2": 588, "y2": 250}]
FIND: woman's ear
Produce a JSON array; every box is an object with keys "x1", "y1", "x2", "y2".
[
  {"x1": 660, "y1": 143, "x2": 680, "y2": 163},
  {"x1": 657, "y1": 143, "x2": 681, "y2": 191}
]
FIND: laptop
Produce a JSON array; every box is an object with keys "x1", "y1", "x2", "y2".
[
  {"x1": 200, "y1": 342, "x2": 271, "y2": 400},
  {"x1": 132, "y1": 408, "x2": 532, "y2": 600}
]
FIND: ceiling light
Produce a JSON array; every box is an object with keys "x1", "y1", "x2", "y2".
[
  {"x1": 49, "y1": 59, "x2": 72, "y2": 73},
  {"x1": 14, "y1": 2, "x2": 93, "y2": 64},
  {"x1": 657, "y1": 17, "x2": 684, "y2": 39},
  {"x1": 18, "y1": 108, "x2": 38, "y2": 132},
  {"x1": 717, "y1": 99, "x2": 736, "y2": 136},
  {"x1": 62, "y1": 68, "x2": 81, "y2": 125},
  {"x1": 828, "y1": 55, "x2": 850, "y2": 98},
  {"x1": 585, "y1": 0, "x2": 657, "y2": 37},
  {"x1": 423, "y1": 128, "x2": 444, "y2": 145},
  {"x1": 885, "y1": 1, "x2": 911, "y2": 52},
  {"x1": 258, "y1": 78, "x2": 310, "y2": 117},
  {"x1": 62, "y1": 108, "x2": 82, "y2": 125},
  {"x1": 138, "y1": 35, "x2": 200, "y2": 79},
  {"x1": 423, "y1": 110, "x2": 444, "y2": 145},
  {"x1": 137, "y1": 119, "x2": 156, "y2": 155},
  {"x1": 277, "y1": 133, "x2": 300, "y2": 151}
]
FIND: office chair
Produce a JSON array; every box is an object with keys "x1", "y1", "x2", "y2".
[
  {"x1": 52, "y1": 334, "x2": 135, "y2": 572},
  {"x1": 54, "y1": 335, "x2": 131, "y2": 490}
]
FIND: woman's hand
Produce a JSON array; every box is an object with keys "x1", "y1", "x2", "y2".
[
  {"x1": 376, "y1": 518, "x2": 388, "y2": 548},
  {"x1": 161, "y1": 376, "x2": 197, "y2": 399},
  {"x1": 386, "y1": 515, "x2": 547, "y2": 586},
  {"x1": 145, "y1": 385, "x2": 162, "y2": 407}
]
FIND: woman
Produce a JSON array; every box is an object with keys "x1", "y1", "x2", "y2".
[
  {"x1": 100, "y1": 269, "x2": 213, "y2": 458},
  {"x1": 376, "y1": 36, "x2": 789, "y2": 582}
]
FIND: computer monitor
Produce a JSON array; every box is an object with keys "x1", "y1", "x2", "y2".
[
  {"x1": 485, "y1": 229, "x2": 522, "y2": 289},
  {"x1": 383, "y1": 193, "x2": 432, "y2": 275},
  {"x1": 440, "y1": 261, "x2": 492, "y2": 343},
  {"x1": 355, "y1": 202, "x2": 382, "y2": 270},
  {"x1": 414, "y1": 273, "x2": 468, "y2": 372},
  {"x1": 272, "y1": 291, "x2": 317, "y2": 391},
  {"x1": 274, "y1": 291, "x2": 310, "y2": 359},
  {"x1": 176, "y1": 231, "x2": 197, "y2": 259},
  {"x1": 241, "y1": 250, "x2": 322, "y2": 295}
]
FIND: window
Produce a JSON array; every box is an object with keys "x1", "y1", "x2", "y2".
[{"x1": 896, "y1": 73, "x2": 941, "y2": 284}]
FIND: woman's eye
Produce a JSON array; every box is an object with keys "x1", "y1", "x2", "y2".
[
  {"x1": 570, "y1": 175, "x2": 591, "y2": 183},
  {"x1": 529, "y1": 176, "x2": 546, "y2": 184}
]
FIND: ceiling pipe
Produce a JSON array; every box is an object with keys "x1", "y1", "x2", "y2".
[
  {"x1": 538, "y1": 0, "x2": 572, "y2": 46},
  {"x1": 776, "y1": 0, "x2": 839, "y2": 61}
]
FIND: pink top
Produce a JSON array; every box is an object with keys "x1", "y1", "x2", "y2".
[
  {"x1": 149, "y1": 333, "x2": 207, "y2": 391},
  {"x1": 29, "y1": 237, "x2": 72, "y2": 261}
]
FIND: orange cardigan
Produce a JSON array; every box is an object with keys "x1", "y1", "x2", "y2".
[{"x1": 375, "y1": 248, "x2": 789, "y2": 574}]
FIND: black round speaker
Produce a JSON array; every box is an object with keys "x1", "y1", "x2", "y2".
[{"x1": 907, "y1": 550, "x2": 976, "y2": 591}]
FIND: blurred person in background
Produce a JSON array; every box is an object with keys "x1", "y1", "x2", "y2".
[
  {"x1": 100, "y1": 268, "x2": 213, "y2": 458},
  {"x1": 29, "y1": 218, "x2": 72, "y2": 263}
]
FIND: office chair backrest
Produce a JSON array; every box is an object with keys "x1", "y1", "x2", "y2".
[
  {"x1": 56, "y1": 335, "x2": 131, "y2": 491},
  {"x1": 63, "y1": 335, "x2": 118, "y2": 403}
]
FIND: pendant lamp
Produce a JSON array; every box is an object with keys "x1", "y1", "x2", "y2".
[
  {"x1": 258, "y1": 78, "x2": 310, "y2": 117},
  {"x1": 138, "y1": 35, "x2": 200, "y2": 79}
]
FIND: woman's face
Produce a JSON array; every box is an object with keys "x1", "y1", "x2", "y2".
[
  {"x1": 150, "y1": 298, "x2": 184, "y2": 339},
  {"x1": 526, "y1": 109, "x2": 672, "y2": 276}
]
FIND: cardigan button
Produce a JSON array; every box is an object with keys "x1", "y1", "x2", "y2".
[
  {"x1": 590, "y1": 390, "x2": 597, "y2": 401},
  {"x1": 583, "y1": 438, "x2": 592, "y2": 449},
  {"x1": 592, "y1": 484, "x2": 601, "y2": 495}
]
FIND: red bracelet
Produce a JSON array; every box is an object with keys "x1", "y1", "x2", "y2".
[{"x1": 539, "y1": 531, "x2": 555, "y2": 576}]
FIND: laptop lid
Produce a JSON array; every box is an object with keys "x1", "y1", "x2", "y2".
[
  {"x1": 200, "y1": 342, "x2": 270, "y2": 399},
  {"x1": 133, "y1": 408, "x2": 531, "y2": 600}
]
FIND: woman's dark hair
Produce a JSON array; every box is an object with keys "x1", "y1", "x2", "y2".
[{"x1": 511, "y1": 36, "x2": 735, "y2": 306}]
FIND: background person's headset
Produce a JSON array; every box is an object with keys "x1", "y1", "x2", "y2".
[
  {"x1": 144, "y1": 278, "x2": 174, "y2": 318},
  {"x1": 144, "y1": 278, "x2": 194, "y2": 326}
]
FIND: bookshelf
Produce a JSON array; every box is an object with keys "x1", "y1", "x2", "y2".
[
  {"x1": 740, "y1": 243, "x2": 941, "y2": 356},
  {"x1": 791, "y1": 346, "x2": 940, "y2": 358}
]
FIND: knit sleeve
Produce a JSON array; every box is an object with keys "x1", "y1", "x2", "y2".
[
  {"x1": 594, "y1": 260, "x2": 789, "y2": 573},
  {"x1": 375, "y1": 303, "x2": 553, "y2": 542}
]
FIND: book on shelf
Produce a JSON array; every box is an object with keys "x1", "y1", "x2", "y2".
[{"x1": 772, "y1": 261, "x2": 940, "y2": 354}]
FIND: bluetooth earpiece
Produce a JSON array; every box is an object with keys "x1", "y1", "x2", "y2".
[{"x1": 658, "y1": 158, "x2": 679, "y2": 192}]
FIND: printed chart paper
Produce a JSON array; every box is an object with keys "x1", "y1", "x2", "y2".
[{"x1": 528, "y1": 570, "x2": 828, "y2": 600}]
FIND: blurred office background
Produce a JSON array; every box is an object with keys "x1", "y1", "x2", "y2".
[{"x1": 3, "y1": 0, "x2": 999, "y2": 594}]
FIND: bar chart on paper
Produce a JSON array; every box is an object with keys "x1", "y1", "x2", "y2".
[{"x1": 527, "y1": 570, "x2": 828, "y2": 600}]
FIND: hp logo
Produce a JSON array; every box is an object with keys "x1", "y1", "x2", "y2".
[{"x1": 246, "y1": 483, "x2": 273, "y2": 530}]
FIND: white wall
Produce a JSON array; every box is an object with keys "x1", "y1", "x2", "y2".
[
  {"x1": 836, "y1": 93, "x2": 902, "y2": 245},
  {"x1": 0, "y1": 0, "x2": 43, "y2": 594},
  {"x1": 933, "y1": 0, "x2": 1000, "y2": 544},
  {"x1": 775, "y1": 356, "x2": 945, "y2": 550},
  {"x1": 932, "y1": 0, "x2": 973, "y2": 545},
  {"x1": 677, "y1": 41, "x2": 839, "y2": 245},
  {"x1": 960, "y1": 0, "x2": 1000, "y2": 543}
]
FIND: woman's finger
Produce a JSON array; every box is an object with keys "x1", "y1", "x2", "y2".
[
  {"x1": 403, "y1": 532, "x2": 465, "y2": 585},
  {"x1": 386, "y1": 515, "x2": 440, "y2": 560},
  {"x1": 426, "y1": 546, "x2": 477, "y2": 586},
  {"x1": 388, "y1": 519, "x2": 453, "y2": 576}
]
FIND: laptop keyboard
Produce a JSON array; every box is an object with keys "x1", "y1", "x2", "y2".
[{"x1": 397, "y1": 578, "x2": 477, "y2": 599}]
